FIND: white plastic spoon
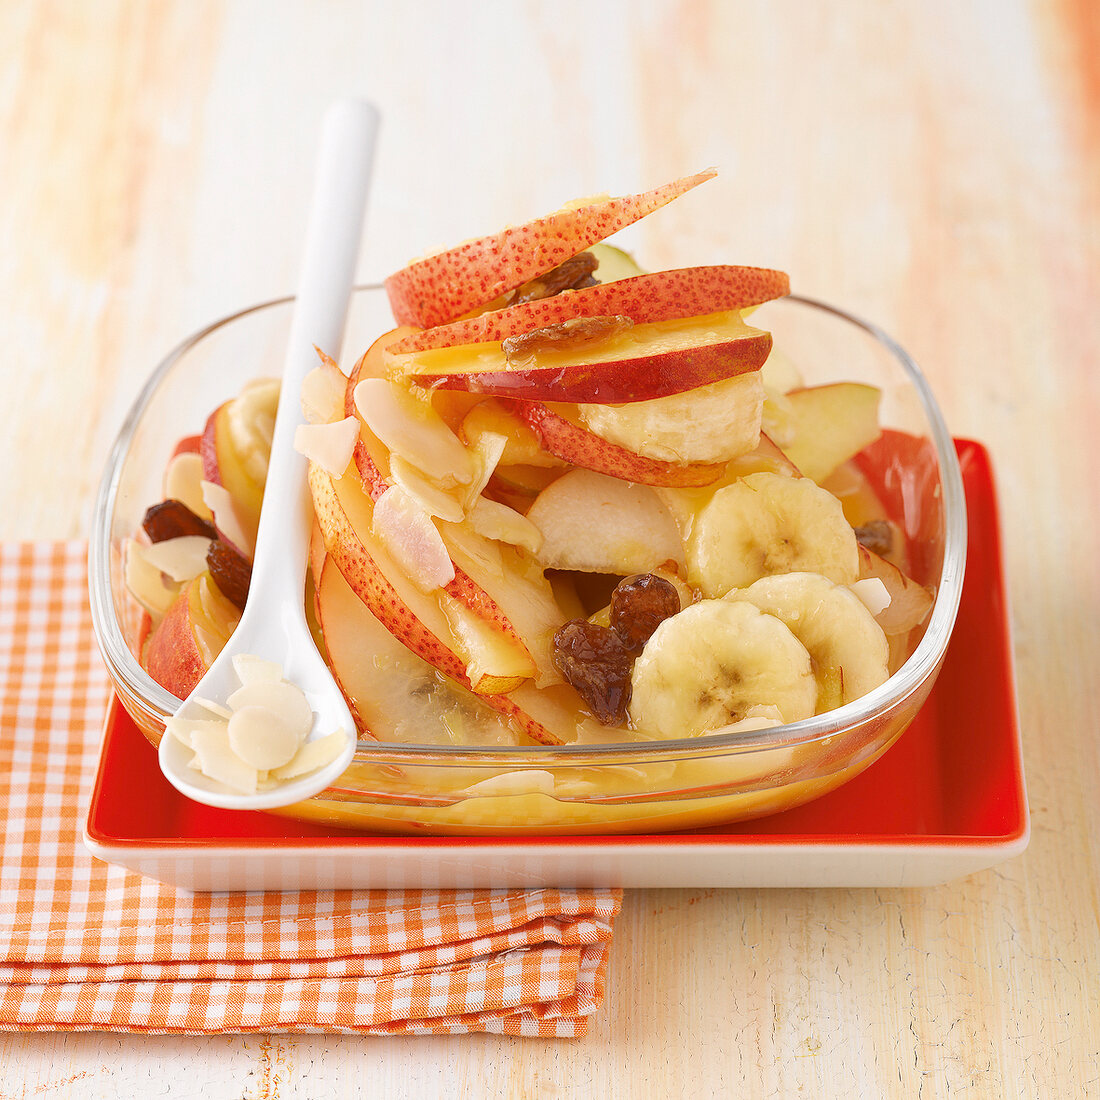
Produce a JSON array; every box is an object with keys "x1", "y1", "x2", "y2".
[{"x1": 159, "y1": 98, "x2": 379, "y2": 810}]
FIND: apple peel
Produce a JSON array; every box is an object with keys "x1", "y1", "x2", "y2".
[{"x1": 384, "y1": 170, "x2": 718, "y2": 328}]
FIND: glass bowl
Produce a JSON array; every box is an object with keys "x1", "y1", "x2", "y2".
[{"x1": 89, "y1": 286, "x2": 966, "y2": 835}]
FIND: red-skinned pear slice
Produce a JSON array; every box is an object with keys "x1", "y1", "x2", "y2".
[
  {"x1": 386, "y1": 265, "x2": 791, "y2": 355},
  {"x1": 316, "y1": 558, "x2": 516, "y2": 745},
  {"x1": 316, "y1": 559, "x2": 598, "y2": 746},
  {"x1": 384, "y1": 170, "x2": 718, "y2": 327},
  {"x1": 511, "y1": 400, "x2": 725, "y2": 487},
  {"x1": 389, "y1": 310, "x2": 772, "y2": 405},
  {"x1": 309, "y1": 473, "x2": 562, "y2": 743},
  {"x1": 309, "y1": 463, "x2": 559, "y2": 711}
]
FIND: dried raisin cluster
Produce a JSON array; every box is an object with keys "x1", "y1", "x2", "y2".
[{"x1": 551, "y1": 573, "x2": 680, "y2": 725}]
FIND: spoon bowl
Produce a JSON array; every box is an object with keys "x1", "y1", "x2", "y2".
[{"x1": 158, "y1": 98, "x2": 379, "y2": 810}]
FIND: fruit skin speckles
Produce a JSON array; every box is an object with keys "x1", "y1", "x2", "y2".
[
  {"x1": 386, "y1": 265, "x2": 790, "y2": 356},
  {"x1": 384, "y1": 171, "x2": 719, "y2": 328}
]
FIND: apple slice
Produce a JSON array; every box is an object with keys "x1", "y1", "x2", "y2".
[
  {"x1": 389, "y1": 310, "x2": 772, "y2": 405},
  {"x1": 386, "y1": 265, "x2": 791, "y2": 356},
  {"x1": 384, "y1": 170, "x2": 717, "y2": 327},
  {"x1": 143, "y1": 572, "x2": 240, "y2": 699},
  {"x1": 779, "y1": 382, "x2": 882, "y2": 484},
  {"x1": 857, "y1": 545, "x2": 934, "y2": 636},
  {"x1": 171, "y1": 434, "x2": 202, "y2": 458},
  {"x1": 727, "y1": 432, "x2": 803, "y2": 479},
  {"x1": 525, "y1": 468, "x2": 684, "y2": 574}
]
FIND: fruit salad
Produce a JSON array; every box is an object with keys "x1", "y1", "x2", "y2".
[{"x1": 125, "y1": 170, "x2": 934, "y2": 757}]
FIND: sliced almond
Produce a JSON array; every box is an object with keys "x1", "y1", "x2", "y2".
[
  {"x1": 201, "y1": 480, "x2": 255, "y2": 559},
  {"x1": 226, "y1": 680, "x2": 313, "y2": 739},
  {"x1": 371, "y1": 484, "x2": 456, "y2": 593},
  {"x1": 189, "y1": 725, "x2": 259, "y2": 795},
  {"x1": 228, "y1": 705, "x2": 302, "y2": 770},
  {"x1": 294, "y1": 417, "x2": 360, "y2": 477},
  {"x1": 301, "y1": 359, "x2": 349, "y2": 424},
  {"x1": 270, "y1": 728, "x2": 347, "y2": 781},
  {"x1": 164, "y1": 452, "x2": 214, "y2": 520},
  {"x1": 139, "y1": 535, "x2": 212, "y2": 583},
  {"x1": 466, "y1": 496, "x2": 543, "y2": 553}
]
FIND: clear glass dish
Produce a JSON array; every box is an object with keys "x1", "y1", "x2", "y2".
[{"x1": 89, "y1": 286, "x2": 966, "y2": 835}]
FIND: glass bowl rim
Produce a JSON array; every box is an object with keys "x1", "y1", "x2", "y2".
[{"x1": 88, "y1": 288, "x2": 967, "y2": 764}]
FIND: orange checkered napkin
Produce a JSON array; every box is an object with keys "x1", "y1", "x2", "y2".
[{"x1": 0, "y1": 542, "x2": 622, "y2": 1036}]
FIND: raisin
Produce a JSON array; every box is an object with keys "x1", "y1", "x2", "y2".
[
  {"x1": 142, "y1": 499, "x2": 218, "y2": 543},
  {"x1": 507, "y1": 251, "x2": 600, "y2": 306},
  {"x1": 206, "y1": 540, "x2": 252, "y2": 611},
  {"x1": 609, "y1": 574, "x2": 681, "y2": 655},
  {"x1": 502, "y1": 314, "x2": 633, "y2": 364},
  {"x1": 854, "y1": 520, "x2": 893, "y2": 556},
  {"x1": 551, "y1": 619, "x2": 633, "y2": 725}
]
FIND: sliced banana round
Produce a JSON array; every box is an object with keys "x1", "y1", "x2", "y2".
[
  {"x1": 629, "y1": 599, "x2": 817, "y2": 739},
  {"x1": 686, "y1": 471, "x2": 858, "y2": 597},
  {"x1": 226, "y1": 377, "x2": 280, "y2": 484},
  {"x1": 576, "y1": 371, "x2": 764, "y2": 464},
  {"x1": 727, "y1": 572, "x2": 889, "y2": 711}
]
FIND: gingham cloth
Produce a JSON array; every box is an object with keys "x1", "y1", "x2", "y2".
[{"x1": 0, "y1": 542, "x2": 621, "y2": 1036}]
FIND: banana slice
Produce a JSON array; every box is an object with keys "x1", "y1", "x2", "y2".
[
  {"x1": 629, "y1": 599, "x2": 817, "y2": 738},
  {"x1": 575, "y1": 371, "x2": 764, "y2": 464},
  {"x1": 226, "y1": 378, "x2": 280, "y2": 484},
  {"x1": 686, "y1": 471, "x2": 858, "y2": 597},
  {"x1": 727, "y1": 572, "x2": 889, "y2": 711}
]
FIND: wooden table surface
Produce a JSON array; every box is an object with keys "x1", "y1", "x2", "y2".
[{"x1": 1, "y1": 1, "x2": 1097, "y2": 1096}]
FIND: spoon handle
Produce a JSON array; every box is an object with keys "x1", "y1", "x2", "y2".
[{"x1": 246, "y1": 99, "x2": 380, "y2": 622}]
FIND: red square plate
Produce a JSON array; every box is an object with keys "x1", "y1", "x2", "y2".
[{"x1": 83, "y1": 440, "x2": 1027, "y2": 890}]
